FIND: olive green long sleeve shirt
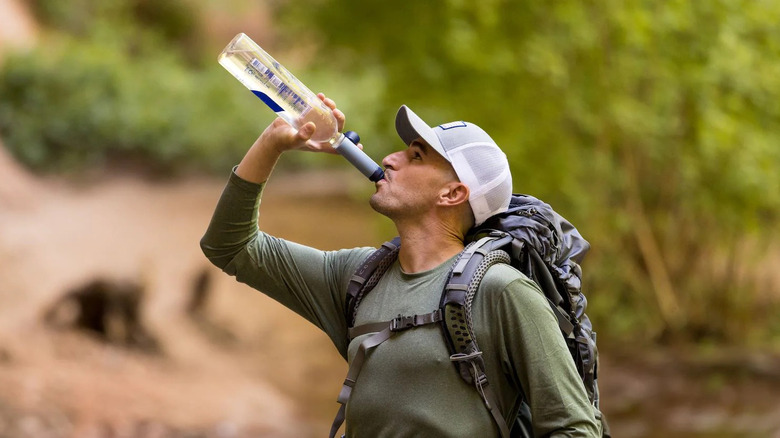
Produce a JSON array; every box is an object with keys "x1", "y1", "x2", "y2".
[{"x1": 200, "y1": 170, "x2": 601, "y2": 437}]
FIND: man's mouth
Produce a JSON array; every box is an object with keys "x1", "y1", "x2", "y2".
[{"x1": 375, "y1": 172, "x2": 388, "y2": 189}]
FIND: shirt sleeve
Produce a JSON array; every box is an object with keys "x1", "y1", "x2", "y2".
[
  {"x1": 199, "y1": 168, "x2": 373, "y2": 357},
  {"x1": 494, "y1": 276, "x2": 600, "y2": 437}
]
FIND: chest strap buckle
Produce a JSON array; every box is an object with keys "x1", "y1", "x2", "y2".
[{"x1": 389, "y1": 309, "x2": 443, "y2": 332}]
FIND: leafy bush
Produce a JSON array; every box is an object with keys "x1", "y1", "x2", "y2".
[
  {"x1": 28, "y1": 0, "x2": 203, "y2": 59},
  {"x1": 0, "y1": 34, "x2": 269, "y2": 175}
]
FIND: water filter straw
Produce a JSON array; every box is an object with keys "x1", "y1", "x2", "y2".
[
  {"x1": 335, "y1": 131, "x2": 385, "y2": 182},
  {"x1": 218, "y1": 33, "x2": 385, "y2": 182}
]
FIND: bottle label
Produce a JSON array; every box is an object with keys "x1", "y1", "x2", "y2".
[
  {"x1": 248, "y1": 58, "x2": 311, "y2": 115},
  {"x1": 251, "y1": 90, "x2": 284, "y2": 113}
]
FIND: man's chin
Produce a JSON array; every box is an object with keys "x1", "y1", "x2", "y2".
[
  {"x1": 368, "y1": 194, "x2": 382, "y2": 213},
  {"x1": 369, "y1": 194, "x2": 392, "y2": 218}
]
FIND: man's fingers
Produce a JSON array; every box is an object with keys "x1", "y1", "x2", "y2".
[
  {"x1": 318, "y1": 93, "x2": 336, "y2": 109},
  {"x1": 317, "y1": 93, "x2": 344, "y2": 132},
  {"x1": 334, "y1": 109, "x2": 345, "y2": 132}
]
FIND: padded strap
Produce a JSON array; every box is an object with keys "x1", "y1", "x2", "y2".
[
  {"x1": 345, "y1": 238, "x2": 401, "y2": 327},
  {"x1": 441, "y1": 239, "x2": 514, "y2": 438}
]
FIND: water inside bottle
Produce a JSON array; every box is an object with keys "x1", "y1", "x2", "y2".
[{"x1": 219, "y1": 47, "x2": 338, "y2": 143}]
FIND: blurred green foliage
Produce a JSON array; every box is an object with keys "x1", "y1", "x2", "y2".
[
  {"x1": 28, "y1": 0, "x2": 205, "y2": 64},
  {"x1": 275, "y1": 0, "x2": 780, "y2": 345},
  {"x1": 0, "y1": 36, "x2": 260, "y2": 174},
  {"x1": 0, "y1": 1, "x2": 268, "y2": 175},
  {"x1": 0, "y1": 0, "x2": 778, "y2": 346}
]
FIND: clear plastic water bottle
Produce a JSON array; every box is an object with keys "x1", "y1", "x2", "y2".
[{"x1": 219, "y1": 33, "x2": 384, "y2": 182}]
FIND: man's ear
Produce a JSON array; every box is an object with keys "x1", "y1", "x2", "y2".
[{"x1": 438, "y1": 182, "x2": 470, "y2": 207}]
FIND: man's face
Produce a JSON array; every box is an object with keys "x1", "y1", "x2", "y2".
[{"x1": 369, "y1": 138, "x2": 460, "y2": 221}]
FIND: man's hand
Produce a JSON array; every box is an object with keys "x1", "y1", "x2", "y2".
[
  {"x1": 257, "y1": 94, "x2": 347, "y2": 155},
  {"x1": 235, "y1": 93, "x2": 350, "y2": 184}
]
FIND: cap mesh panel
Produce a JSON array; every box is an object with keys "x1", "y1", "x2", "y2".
[{"x1": 453, "y1": 146, "x2": 512, "y2": 216}]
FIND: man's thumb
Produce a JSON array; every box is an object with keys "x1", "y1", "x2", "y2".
[{"x1": 298, "y1": 122, "x2": 316, "y2": 141}]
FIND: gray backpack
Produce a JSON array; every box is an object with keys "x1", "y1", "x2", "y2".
[{"x1": 330, "y1": 194, "x2": 609, "y2": 437}]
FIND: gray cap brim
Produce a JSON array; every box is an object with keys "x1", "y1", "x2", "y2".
[{"x1": 394, "y1": 105, "x2": 450, "y2": 162}]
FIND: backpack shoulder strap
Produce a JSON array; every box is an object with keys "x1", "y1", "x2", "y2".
[
  {"x1": 345, "y1": 237, "x2": 400, "y2": 327},
  {"x1": 440, "y1": 232, "x2": 514, "y2": 438},
  {"x1": 440, "y1": 232, "x2": 575, "y2": 437},
  {"x1": 442, "y1": 232, "x2": 513, "y2": 309}
]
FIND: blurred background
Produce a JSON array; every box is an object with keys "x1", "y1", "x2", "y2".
[{"x1": 0, "y1": 0, "x2": 778, "y2": 436}]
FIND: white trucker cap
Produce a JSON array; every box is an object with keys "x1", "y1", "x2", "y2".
[{"x1": 395, "y1": 105, "x2": 513, "y2": 226}]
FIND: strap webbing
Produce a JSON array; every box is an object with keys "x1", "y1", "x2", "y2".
[
  {"x1": 451, "y1": 352, "x2": 511, "y2": 438},
  {"x1": 329, "y1": 310, "x2": 442, "y2": 438},
  {"x1": 348, "y1": 310, "x2": 443, "y2": 340},
  {"x1": 347, "y1": 321, "x2": 388, "y2": 340},
  {"x1": 481, "y1": 380, "x2": 511, "y2": 437},
  {"x1": 550, "y1": 299, "x2": 575, "y2": 337}
]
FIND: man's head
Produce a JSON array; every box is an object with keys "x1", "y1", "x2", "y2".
[
  {"x1": 371, "y1": 105, "x2": 512, "y2": 232},
  {"x1": 394, "y1": 105, "x2": 513, "y2": 226}
]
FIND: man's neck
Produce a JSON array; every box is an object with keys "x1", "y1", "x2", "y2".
[{"x1": 395, "y1": 221, "x2": 465, "y2": 274}]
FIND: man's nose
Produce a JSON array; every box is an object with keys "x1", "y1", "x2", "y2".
[{"x1": 381, "y1": 150, "x2": 403, "y2": 169}]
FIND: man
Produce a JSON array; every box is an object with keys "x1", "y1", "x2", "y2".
[{"x1": 200, "y1": 95, "x2": 601, "y2": 437}]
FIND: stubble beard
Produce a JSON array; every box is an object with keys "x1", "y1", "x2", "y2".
[
  {"x1": 370, "y1": 189, "x2": 427, "y2": 224},
  {"x1": 369, "y1": 191, "x2": 394, "y2": 219}
]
